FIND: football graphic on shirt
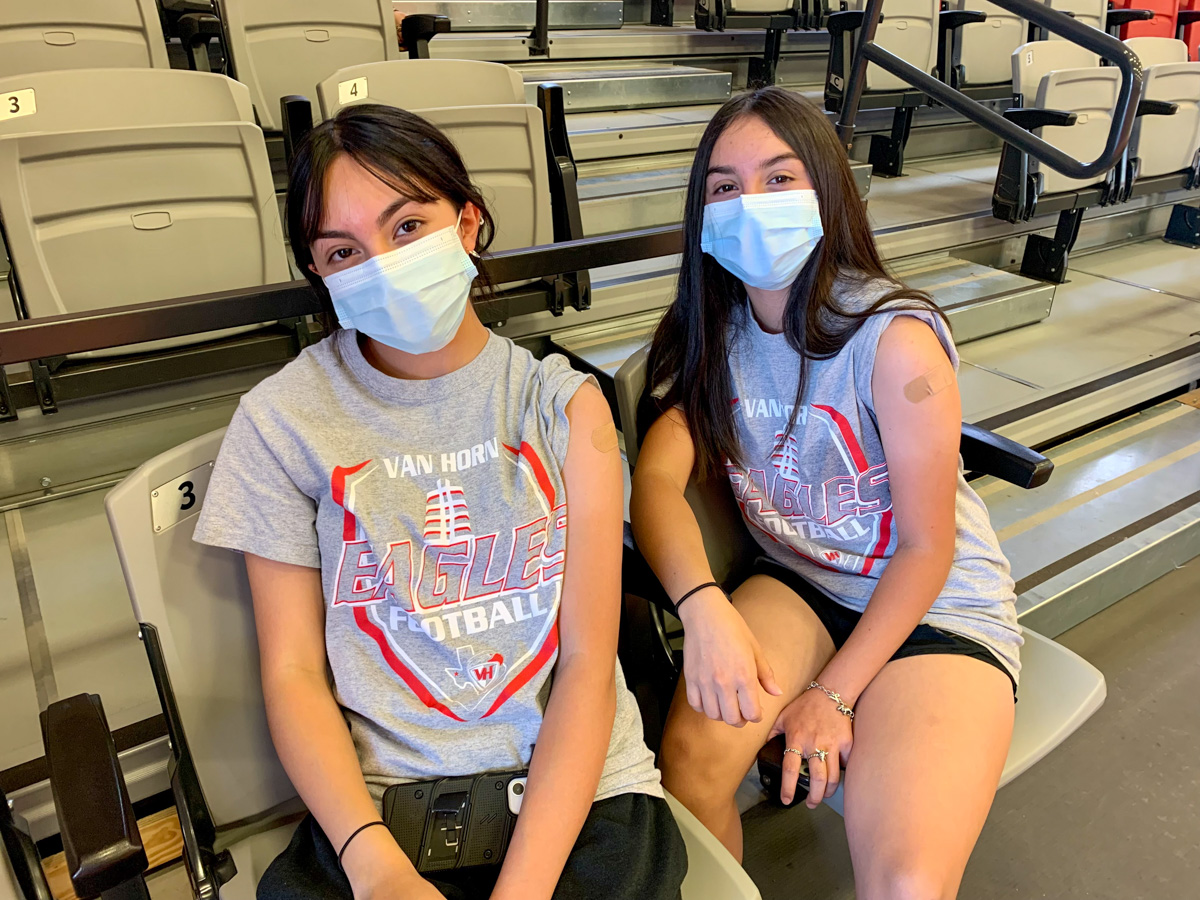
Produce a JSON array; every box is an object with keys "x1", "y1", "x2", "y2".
[{"x1": 423, "y1": 480, "x2": 473, "y2": 543}]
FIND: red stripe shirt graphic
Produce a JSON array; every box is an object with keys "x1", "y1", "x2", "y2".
[
  {"x1": 728, "y1": 401, "x2": 893, "y2": 576},
  {"x1": 329, "y1": 442, "x2": 563, "y2": 721}
]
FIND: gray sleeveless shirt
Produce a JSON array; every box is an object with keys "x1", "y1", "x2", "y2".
[{"x1": 725, "y1": 277, "x2": 1022, "y2": 680}]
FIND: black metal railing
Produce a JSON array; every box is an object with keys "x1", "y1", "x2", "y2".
[{"x1": 834, "y1": 0, "x2": 1144, "y2": 181}]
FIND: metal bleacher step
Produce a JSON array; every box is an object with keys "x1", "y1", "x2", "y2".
[
  {"x1": 517, "y1": 62, "x2": 732, "y2": 112},
  {"x1": 889, "y1": 257, "x2": 1056, "y2": 343},
  {"x1": 393, "y1": 0, "x2": 624, "y2": 30},
  {"x1": 981, "y1": 393, "x2": 1200, "y2": 638}
]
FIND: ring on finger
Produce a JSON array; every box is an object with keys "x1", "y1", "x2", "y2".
[
  {"x1": 807, "y1": 749, "x2": 829, "y2": 763},
  {"x1": 784, "y1": 747, "x2": 806, "y2": 759}
]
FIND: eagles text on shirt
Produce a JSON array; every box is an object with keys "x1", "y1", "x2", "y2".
[
  {"x1": 728, "y1": 398, "x2": 892, "y2": 575},
  {"x1": 329, "y1": 437, "x2": 564, "y2": 724}
]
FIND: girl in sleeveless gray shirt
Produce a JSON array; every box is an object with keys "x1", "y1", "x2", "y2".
[
  {"x1": 631, "y1": 87, "x2": 1019, "y2": 898},
  {"x1": 196, "y1": 105, "x2": 682, "y2": 900}
]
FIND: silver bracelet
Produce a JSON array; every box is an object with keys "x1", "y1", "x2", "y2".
[{"x1": 806, "y1": 681, "x2": 855, "y2": 720}]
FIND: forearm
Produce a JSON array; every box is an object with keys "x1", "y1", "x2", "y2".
[
  {"x1": 491, "y1": 658, "x2": 617, "y2": 900},
  {"x1": 264, "y1": 669, "x2": 418, "y2": 881},
  {"x1": 630, "y1": 472, "x2": 715, "y2": 601},
  {"x1": 817, "y1": 546, "x2": 953, "y2": 705}
]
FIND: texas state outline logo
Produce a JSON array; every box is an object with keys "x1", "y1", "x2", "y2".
[{"x1": 327, "y1": 440, "x2": 565, "y2": 722}]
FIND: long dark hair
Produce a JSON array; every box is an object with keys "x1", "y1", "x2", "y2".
[
  {"x1": 648, "y1": 86, "x2": 943, "y2": 480},
  {"x1": 286, "y1": 103, "x2": 496, "y2": 327}
]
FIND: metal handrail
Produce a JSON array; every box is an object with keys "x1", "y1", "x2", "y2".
[
  {"x1": 834, "y1": 0, "x2": 1143, "y2": 181},
  {"x1": 0, "y1": 226, "x2": 687, "y2": 365}
]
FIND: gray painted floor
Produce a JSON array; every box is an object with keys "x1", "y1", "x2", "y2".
[{"x1": 742, "y1": 560, "x2": 1200, "y2": 899}]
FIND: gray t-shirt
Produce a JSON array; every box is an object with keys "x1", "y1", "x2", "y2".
[
  {"x1": 726, "y1": 276, "x2": 1022, "y2": 680},
  {"x1": 195, "y1": 328, "x2": 663, "y2": 803}
]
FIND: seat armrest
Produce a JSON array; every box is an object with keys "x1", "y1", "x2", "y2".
[
  {"x1": 939, "y1": 10, "x2": 987, "y2": 30},
  {"x1": 400, "y1": 14, "x2": 451, "y2": 59},
  {"x1": 960, "y1": 423, "x2": 1053, "y2": 489},
  {"x1": 41, "y1": 695, "x2": 147, "y2": 899},
  {"x1": 826, "y1": 9, "x2": 866, "y2": 38},
  {"x1": 1179, "y1": 10, "x2": 1200, "y2": 27},
  {"x1": 1105, "y1": 8, "x2": 1155, "y2": 28},
  {"x1": 1, "y1": 791, "x2": 54, "y2": 900},
  {"x1": 177, "y1": 13, "x2": 223, "y2": 73},
  {"x1": 1137, "y1": 99, "x2": 1179, "y2": 117},
  {"x1": 1003, "y1": 107, "x2": 1078, "y2": 131},
  {"x1": 280, "y1": 95, "x2": 314, "y2": 169}
]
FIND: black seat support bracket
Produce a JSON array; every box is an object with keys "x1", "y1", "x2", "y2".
[
  {"x1": 867, "y1": 106, "x2": 916, "y2": 177},
  {"x1": 401, "y1": 15, "x2": 451, "y2": 59},
  {"x1": 937, "y1": 9, "x2": 988, "y2": 89},
  {"x1": 1020, "y1": 206, "x2": 1086, "y2": 283},
  {"x1": 1164, "y1": 203, "x2": 1200, "y2": 248},
  {"x1": 280, "y1": 95, "x2": 314, "y2": 172},
  {"x1": 537, "y1": 83, "x2": 591, "y2": 313}
]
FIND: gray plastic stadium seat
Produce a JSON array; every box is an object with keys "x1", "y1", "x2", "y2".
[
  {"x1": 614, "y1": 344, "x2": 1106, "y2": 816},
  {"x1": 317, "y1": 60, "x2": 553, "y2": 255},
  {"x1": 1125, "y1": 38, "x2": 1200, "y2": 178},
  {"x1": 218, "y1": 0, "x2": 400, "y2": 131},
  {"x1": 0, "y1": 0, "x2": 169, "y2": 80},
  {"x1": 1044, "y1": 0, "x2": 1107, "y2": 38},
  {"x1": 1011, "y1": 41, "x2": 1119, "y2": 194},
  {"x1": 105, "y1": 430, "x2": 761, "y2": 900},
  {"x1": 949, "y1": 0, "x2": 1027, "y2": 87},
  {"x1": 846, "y1": 0, "x2": 941, "y2": 91},
  {"x1": 0, "y1": 69, "x2": 288, "y2": 354}
]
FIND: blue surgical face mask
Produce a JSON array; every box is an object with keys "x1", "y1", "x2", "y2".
[
  {"x1": 700, "y1": 190, "x2": 823, "y2": 290},
  {"x1": 322, "y1": 212, "x2": 477, "y2": 355}
]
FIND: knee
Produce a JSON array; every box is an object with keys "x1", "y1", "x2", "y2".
[
  {"x1": 658, "y1": 718, "x2": 737, "y2": 802},
  {"x1": 859, "y1": 860, "x2": 956, "y2": 900}
]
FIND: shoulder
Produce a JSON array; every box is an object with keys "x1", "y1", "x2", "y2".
[
  {"x1": 238, "y1": 332, "x2": 343, "y2": 418},
  {"x1": 875, "y1": 315, "x2": 951, "y2": 379}
]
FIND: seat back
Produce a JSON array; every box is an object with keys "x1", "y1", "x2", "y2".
[
  {"x1": 0, "y1": 69, "x2": 288, "y2": 347},
  {"x1": 615, "y1": 346, "x2": 758, "y2": 588},
  {"x1": 1011, "y1": 39, "x2": 1099, "y2": 103},
  {"x1": 106, "y1": 429, "x2": 298, "y2": 829},
  {"x1": 1043, "y1": 0, "x2": 1107, "y2": 38},
  {"x1": 317, "y1": 61, "x2": 552, "y2": 254},
  {"x1": 847, "y1": 0, "x2": 940, "y2": 91},
  {"x1": 218, "y1": 0, "x2": 399, "y2": 131},
  {"x1": 1032, "y1": 66, "x2": 1122, "y2": 192},
  {"x1": 1124, "y1": 35, "x2": 1189, "y2": 65},
  {"x1": 0, "y1": 0, "x2": 169, "y2": 80},
  {"x1": 1129, "y1": 58, "x2": 1200, "y2": 177},
  {"x1": 1109, "y1": 0, "x2": 1178, "y2": 39},
  {"x1": 952, "y1": 0, "x2": 1027, "y2": 86}
]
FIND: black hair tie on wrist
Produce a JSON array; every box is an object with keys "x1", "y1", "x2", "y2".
[
  {"x1": 674, "y1": 581, "x2": 724, "y2": 614},
  {"x1": 337, "y1": 820, "x2": 389, "y2": 870}
]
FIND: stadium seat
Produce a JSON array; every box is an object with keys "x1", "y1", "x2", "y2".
[
  {"x1": 613, "y1": 344, "x2": 1106, "y2": 818},
  {"x1": 825, "y1": 0, "x2": 941, "y2": 176},
  {"x1": 941, "y1": 0, "x2": 1028, "y2": 91},
  {"x1": 315, "y1": 60, "x2": 553, "y2": 255},
  {"x1": 0, "y1": 0, "x2": 169, "y2": 80},
  {"x1": 0, "y1": 68, "x2": 289, "y2": 356},
  {"x1": 1108, "y1": 0, "x2": 1178, "y2": 39},
  {"x1": 216, "y1": 0, "x2": 400, "y2": 131},
  {"x1": 1180, "y1": 0, "x2": 1200, "y2": 59},
  {"x1": 1041, "y1": 0, "x2": 1107, "y2": 38},
  {"x1": 28, "y1": 430, "x2": 764, "y2": 900},
  {"x1": 1123, "y1": 38, "x2": 1200, "y2": 182}
]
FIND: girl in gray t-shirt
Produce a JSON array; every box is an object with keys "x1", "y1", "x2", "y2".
[
  {"x1": 195, "y1": 105, "x2": 682, "y2": 900},
  {"x1": 631, "y1": 87, "x2": 1019, "y2": 896}
]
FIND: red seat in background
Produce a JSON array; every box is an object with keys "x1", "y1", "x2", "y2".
[
  {"x1": 1183, "y1": 0, "x2": 1200, "y2": 59},
  {"x1": 1108, "y1": 0, "x2": 1178, "y2": 39}
]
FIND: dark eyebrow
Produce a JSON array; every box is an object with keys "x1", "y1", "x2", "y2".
[
  {"x1": 314, "y1": 229, "x2": 355, "y2": 242},
  {"x1": 706, "y1": 153, "x2": 801, "y2": 178},
  {"x1": 376, "y1": 196, "x2": 418, "y2": 229}
]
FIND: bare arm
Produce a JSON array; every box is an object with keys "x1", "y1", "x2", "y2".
[
  {"x1": 490, "y1": 382, "x2": 623, "y2": 900},
  {"x1": 630, "y1": 410, "x2": 780, "y2": 726},
  {"x1": 816, "y1": 315, "x2": 960, "y2": 706},
  {"x1": 244, "y1": 555, "x2": 435, "y2": 899}
]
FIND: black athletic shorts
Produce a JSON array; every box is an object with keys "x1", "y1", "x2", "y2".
[
  {"x1": 751, "y1": 558, "x2": 1017, "y2": 697},
  {"x1": 256, "y1": 791, "x2": 687, "y2": 900}
]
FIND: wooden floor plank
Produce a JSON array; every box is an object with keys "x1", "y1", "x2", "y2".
[{"x1": 41, "y1": 808, "x2": 183, "y2": 900}]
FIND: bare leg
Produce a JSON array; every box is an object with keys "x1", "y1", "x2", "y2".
[
  {"x1": 659, "y1": 574, "x2": 835, "y2": 861},
  {"x1": 844, "y1": 654, "x2": 1015, "y2": 900}
]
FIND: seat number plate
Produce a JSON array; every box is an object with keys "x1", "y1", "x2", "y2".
[
  {"x1": 151, "y1": 462, "x2": 214, "y2": 534},
  {"x1": 1, "y1": 89, "x2": 36, "y2": 122},
  {"x1": 339, "y1": 77, "x2": 368, "y2": 105}
]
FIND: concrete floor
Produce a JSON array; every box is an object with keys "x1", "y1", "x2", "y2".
[{"x1": 742, "y1": 559, "x2": 1200, "y2": 900}]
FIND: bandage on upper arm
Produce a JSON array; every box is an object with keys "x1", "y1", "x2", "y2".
[
  {"x1": 591, "y1": 422, "x2": 619, "y2": 453},
  {"x1": 903, "y1": 361, "x2": 954, "y2": 404}
]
